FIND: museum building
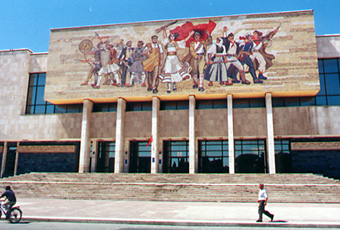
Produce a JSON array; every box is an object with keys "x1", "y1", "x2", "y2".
[{"x1": 1, "y1": 10, "x2": 340, "y2": 179}]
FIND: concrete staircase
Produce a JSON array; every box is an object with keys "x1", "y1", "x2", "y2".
[{"x1": 0, "y1": 173, "x2": 339, "y2": 203}]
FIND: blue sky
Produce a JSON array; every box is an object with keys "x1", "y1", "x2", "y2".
[{"x1": 1, "y1": 0, "x2": 339, "y2": 53}]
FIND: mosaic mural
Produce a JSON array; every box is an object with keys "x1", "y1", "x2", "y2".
[{"x1": 46, "y1": 10, "x2": 319, "y2": 103}]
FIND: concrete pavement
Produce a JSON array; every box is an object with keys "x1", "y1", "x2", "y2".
[{"x1": 11, "y1": 198, "x2": 340, "y2": 228}]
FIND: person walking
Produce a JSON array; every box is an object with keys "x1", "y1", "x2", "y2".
[{"x1": 257, "y1": 183, "x2": 274, "y2": 222}]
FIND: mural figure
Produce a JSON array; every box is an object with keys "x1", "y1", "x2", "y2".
[
  {"x1": 251, "y1": 24, "x2": 281, "y2": 80},
  {"x1": 119, "y1": 40, "x2": 134, "y2": 87},
  {"x1": 230, "y1": 34, "x2": 264, "y2": 84},
  {"x1": 222, "y1": 27, "x2": 250, "y2": 85},
  {"x1": 142, "y1": 35, "x2": 164, "y2": 94},
  {"x1": 78, "y1": 39, "x2": 101, "y2": 86},
  {"x1": 93, "y1": 41, "x2": 121, "y2": 88},
  {"x1": 204, "y1": 37, "x2": 232, "y2": 86},
  {"x1": 107, "y1": 41, "x2": 122, "y2": 87},
  {"x1": 126, "y1": 40, "x2": 147, "y2": 87},
  {"x1": 77, "y1": 20, "x2": 282, "y2": 93},
  {"x1": 170, "y1": 20, "x2": 215, "y2": 91},
  {"x1": 187, "y1": 31, "x2": 212, "y2": 91},
  {"x1": 159, "y1": 28, "x2": 192, "y2": 93},
  {"x1": 79, "y1": 40, "x2": 101, "y2": 86}
]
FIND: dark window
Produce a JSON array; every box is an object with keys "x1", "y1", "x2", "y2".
[
  {"x1": 234, "y1": 140, "x2": 267, "y2": 173},
  {"x1": 97, "y1": 142, "x2": 115, "y2": 172},
  {"x1": 93, "y1": 103, "x2": 117, "y2": 112},
  {"x1": 323, "y1": 59, "x2": 339, "y2": 73},
  {"x1": 315, "y1": 59, "x2": 340, "y2": 105},
  {"x1": 126, "y1": 102, "x2": 152, "y2": 111},
  {"x1": 318, "y1": 59, "x2": 324, "y2": 74},
  {"x1": 160, "y1": 101, "x2": 189, "y2": 110},
  {"x1": 324, "y1": 73, "x2": 340, "y2": 95},
  {"x1": 272, "y1": 97, "x2": 316, "y2": 107},
  {"x1": 233, "y1": 98, "x2": 265, "y2": 108},
  {"x1": 26, "y1": 73, "x2": 83, "y2": 114},
  {"x1": 196, "y1": 99, "x2": 227, "y2": 109},
  {"x1": 274, "y1": 139, "x2": 292, "y2": 173},
  {"x1": 168, "y1": 141, "x2": 189, "y2": 173},
  {"x1": 199, "y1": 140, "x2": 229, "y2": 173}
]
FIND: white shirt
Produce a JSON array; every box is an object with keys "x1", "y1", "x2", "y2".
[
  {"x1": 227, "y1": 42, "x2": 237, "y2": 55},
  {"x1": 258, "y1": 188, "x2": 268, "y2": 201},
  {"x1": 207, "y1": 44, "x2": 226, "y2": 56},
  {"x1": 193, "y1": 41, "x2": 205, "y2": 54}
]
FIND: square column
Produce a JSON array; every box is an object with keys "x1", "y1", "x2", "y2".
[
  {"x1": 189, "y1": 95, "x2": 197, "y2": 174},
  {"x1": 91, "y1": 140, "x2": 98, "y2": 172},
  {"x1": 114, "y1": 98, "x2": 126, "y2": 173},
  {"x1": 151, "y1": 97, "x2": 160, "y2": 174},
  {"x1": 14, "y1": 141, "x2": 20, "y2": 176},
  {"x1": 0, "y1": 142, "x2": 7, "y2": 178},
  {"x1": 265, "y1": 93, "x2": 276, "y2": 174},
  {"x1": 78, "y1": 99, "x2": 93, "y2": 173},
  {"x1": 227, "y1": 95, "x2": 235, "y2": 174}
]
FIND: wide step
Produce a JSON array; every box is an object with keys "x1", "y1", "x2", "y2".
[{"x1": 0, "y1": 173, "x2": 339, "y2": 203}]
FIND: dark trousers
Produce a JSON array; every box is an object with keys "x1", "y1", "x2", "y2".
[
  {"x1": 242, "y1": 56, "x2": 257, "y2": 80},
  {"x1": 2, "y1": 200, "x2": 16, "y2": 217},
  {"x1": 258, "y1": 200, "x2": 273, "y2": 221},
  {"x1": 147, "y1": 66, "x2": 160, "y2": 90},
  {"x1": 229, "y1": 56, "x2": 258, "y2": 80}
]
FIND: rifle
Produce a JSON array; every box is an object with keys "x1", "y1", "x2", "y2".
[{"x1": 155, "y1": 20, "x2": 178, "y2": 34}]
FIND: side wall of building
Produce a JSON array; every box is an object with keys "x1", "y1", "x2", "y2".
[{"x1": 0, "y1": 50, "x2": 82, "y2": 141}]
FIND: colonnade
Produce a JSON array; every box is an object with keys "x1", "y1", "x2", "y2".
[{"x1": 78, "y1": 93, "x2": 276, "y2": 174}]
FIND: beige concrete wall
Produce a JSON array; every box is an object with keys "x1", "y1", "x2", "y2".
[
  {"x1": 159, "y1": 110, "x2": 189, "y2": 138},
  {"x1": 0, "y1": 50, "x2": 82, "y2": 141},
  {"x1": 273, "y1": 106, "x2": 340, "y2": 136},
  {"x1": 196, "y1": 109, "x2": 228, "y2": 138},
  {"x1": 90, "y1": 112, "x2": 116, "y2": 138},
  {"x1": 233, "y1": 108, "x2": 267, "y2": 137},
  {"x1": 316, "y1": 35, "x2": 340, "y2": 58},
  {"x1": 29, "y1": 53, "x2": 48, "y2": 73},
  {"x1": 125, "y1": 111, "x2": 152, "y2": 138}
]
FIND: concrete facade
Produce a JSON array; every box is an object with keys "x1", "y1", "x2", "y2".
[{"x1": 0, "y1": 11, "x2": 340, "y2": 177}]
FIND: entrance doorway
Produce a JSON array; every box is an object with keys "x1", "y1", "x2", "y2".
[
  {"x1": 163, "y1": 141, "x2": 189, "y2": 173},
  {"x1": 4, "y1": 146, "x2": 17, "y2": 177},
  {"x1": 129, "y1": 141, "x2": 151, "y2": 173},
  {"x1": 235, "y1": 140, "x2": 267, "y2": 173},
  {"x1": 198, "y1": 140, "x2": 229, "y2": 173},
  {"x1": 96, "y1": 142, "x2": 115, "y2": 172}
]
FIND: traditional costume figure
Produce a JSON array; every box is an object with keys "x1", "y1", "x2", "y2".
[
  {"x1": 169, "y1": 20, "x2": 216, "y2": 91},
  {"x1": 222, "y1": 27, "x2": 250, "y2": 85},
  {"x1": 119, "y1": 41, "x2": 134, "y2": 86},
  {"x1": 81, "y1": 47, "x2": 101, "y2": 87},
  {"x1": 189, "y1": 32, "x2": 211, "y2": 91},
  {"x1": 204, "y1": 38, "x2": 232, "y2": 86},
  {"x1": 142, "y1": 35, "x2": 164, "y2": 94},
  {"x1": 159, "y1": 31, "x2": 192, "y2": 93},
  {"x1": 92, "y1": 42, "x2": 110, "y2": 88},
  {"x1": 231, "y1": 34, "x2": 263, "y2": 84},
  {"x1": 251, "y1": 25, "x2": 280, "y2": 80},
  {"x1": 127, "y1": 41, "x2": 147, "y2": 86},
  {"x1": 106, "y1": 42, "x2": 121, "y2": 87}
]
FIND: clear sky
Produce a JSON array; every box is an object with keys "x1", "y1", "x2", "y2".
[{"x1": 1, "y1": 0, "x2": 339, "y2": 53}]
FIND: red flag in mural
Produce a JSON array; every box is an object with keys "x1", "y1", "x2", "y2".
[
  {"x1": 170, "y1": 20, "x2": 216, "y2": 47},
  {"x1": 146, "y1": 136, "x2": 153, "y2": 148}
]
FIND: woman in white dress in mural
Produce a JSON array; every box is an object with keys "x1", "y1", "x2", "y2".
[{"x1": 159, "y1": 29, "x2": 193, "y2": 93}]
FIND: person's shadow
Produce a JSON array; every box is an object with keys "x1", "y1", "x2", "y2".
[{"x1": 272, "y1": 220, "x2": 288, "y2": 223}]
